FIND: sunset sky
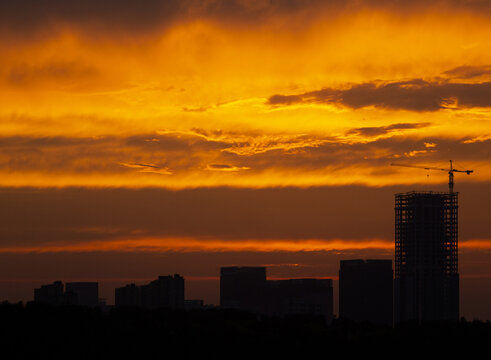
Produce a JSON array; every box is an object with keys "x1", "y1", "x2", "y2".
[{"x1": 0, "y1": 0, "x2": 490, "y2": 319}]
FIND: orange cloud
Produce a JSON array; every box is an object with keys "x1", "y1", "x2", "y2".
[
  {"x1": 0, "y1": 132, "x2": 489, "y2": 188},
  {"x1": 1, "y1": 237, "x2": 490, "y2": 254},
  {"x1": 0, "y1": 237, "x2": 394, "y2": 254},
  {"x1": 0, "y1": 2, "x2": 489, "y2": 189},
  {"x1": 460, "y1": 240, "x2": 491, "y2": 250}
]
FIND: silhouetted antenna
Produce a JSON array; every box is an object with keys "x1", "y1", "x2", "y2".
[{"x1": 390, "y1": 160, "x2": 473, "y2": 193}]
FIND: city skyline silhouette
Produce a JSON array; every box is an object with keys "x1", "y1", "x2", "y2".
[
  {"x1": 0, "y1": 1, "x2": 490, "y2": 324},
  {"x1": 1, "y1": 183, "x2": 489, "y2": 321}
]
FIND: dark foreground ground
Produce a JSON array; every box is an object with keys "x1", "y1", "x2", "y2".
[{"x1": 1, "y1": 302, "x2": 489, "y2": 359}]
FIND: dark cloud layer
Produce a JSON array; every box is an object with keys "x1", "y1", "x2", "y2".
[
  {"x1": 0, "y1": 182, "x2": 488, "y2": 247},
  {"x1": 0, "y1": 0, "x2": 185, "y2": 37},
  {"x1": 0, "y1": 0, "x2": 334, "y2": 39},
  {"x1": 268, "y1": 79, "x2": 491, "y2": 111},
  {"x1": 1, "y1": 0, "x2": 490, "y2": 40},
  {"x1": 0, "y1": 186, "x2": 390, "y2": 245}
]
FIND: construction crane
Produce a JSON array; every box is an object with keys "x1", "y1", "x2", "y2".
[{"x1": 390, "y1": 160, "x2": 473, "y2": 193}]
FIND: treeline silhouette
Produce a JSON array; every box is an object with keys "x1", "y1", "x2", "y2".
[{"x1": 1, "y1": 301, "x2": 489, "y2": 358}]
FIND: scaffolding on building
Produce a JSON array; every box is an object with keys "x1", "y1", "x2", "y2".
[{"x1": 394, "y1": 191, "x2": 459, "y2": 323}]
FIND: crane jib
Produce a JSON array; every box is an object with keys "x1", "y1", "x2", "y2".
[{"x1": 390, "y1": 160, "x2": 473, "y2": 193}]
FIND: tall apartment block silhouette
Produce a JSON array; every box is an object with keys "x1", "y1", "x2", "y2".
[
  {"x1": 339, "y1": 259, "x2": 393, "y2": 325},
  {"x1": 394, "y1": 191, "x2": 459, "y2": 323}
]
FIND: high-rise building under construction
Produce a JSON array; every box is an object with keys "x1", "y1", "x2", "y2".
[{"x1": 394, "y1": 191, "x2": 459, "y2": 323}]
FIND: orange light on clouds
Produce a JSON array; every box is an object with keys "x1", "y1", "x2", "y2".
[
  {"x1": 460, "y1": 240, "x2": 491, "y2": 250},
  {"x1": 0, "y1": 160, "x2": 488, "y2": 189},
  {"x1": 0, "y1": 237, "x2": 394, "y2": 254},
  {"x1": 1, "y1": 237, "x2": 490, "y2": 254},
  {"x1": 0, "y1": 3, "x2": 490, "y2": 189}
]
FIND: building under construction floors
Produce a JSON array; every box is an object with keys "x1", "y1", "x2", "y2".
[{"x1": 394, "y1": 191, "x2": 459, "y2": 323}]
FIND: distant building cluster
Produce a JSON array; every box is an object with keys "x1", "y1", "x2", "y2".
[
  {"x1": 34, "y1": 281, "x2": 99, "y2": 307},
  {"x1": 220, "y1": 266, "x2": 334, "y2": 323},
  {"x1": 115, "y1": 275, "x2": 184, "y2": 309},
  {"x1": 32, "y1": 190, "x2": 461, "y2": 325}
]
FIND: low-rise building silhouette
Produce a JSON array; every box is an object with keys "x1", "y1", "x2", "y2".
[
  {"x1": 34, "y1": 281, "x2": 100, "y2": 307},
  {"x1": 265, "y1": 278, "x2": 333, "y2": 324},
  {"x1": 66, "y1": 282, "x2": 99, "y2": 307},
  {"x1": 115, "y1": 275, "x2": 185, "y2": 309},
  {"x1": 141, "y1": 275, "x2": 185, "y2": 309},
  {"x1": 115, "y1": 283, "x2": 140, "y2": 307},
  {"x1": 185, "y1": 299, "x2": 204, "y2": 310},
  {"x1": 220, "y1": 266, "x2": 333, "y2": 322},
  {"x1": 220, "y1": 266, "x2": 266, "y2": 313},
  {"x1": 339, "y1": 259, "x2": 393, "y2": 325},
  {"x1": 34, "y1": 281, "x2": 65, "y2": 305}
]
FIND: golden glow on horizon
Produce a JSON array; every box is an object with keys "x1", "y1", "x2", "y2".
[
  {"x1": 0, "y1": 237, "x2": 490, "y2": 254},
  {"x1": 459, "y1": 240, "x2": 491, "y2": 250},
  {"x1": 0, "y1": 237, "x2": 394, "y2": 254}
]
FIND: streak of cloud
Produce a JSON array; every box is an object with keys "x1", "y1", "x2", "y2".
[
  {"x1": 267, "y1": 78, "x2": 491, "y2": 112},
  {"x1": 443, "y1": 65, "x2": 491, "y2": 80},
  {"x1": 0, "y1": 132, "x2": 489, "y2": 187},
  {"x1": 206, "y1": 164, "x2": 250, "y2": 172},
  {"x1": 346, "y1": 123, "x2": 432, "y2": 137},
  {"x1": 119, "y1": 162, "x2": 173, "y2": 175}
]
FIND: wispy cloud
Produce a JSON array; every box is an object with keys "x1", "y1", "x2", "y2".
[
  {"x1": 346, "y1": 123, "x2": 431, "y2": 137},
  {"x1": 0, "y1": 131, "x2": 489, "y2": 187},
  {"x1": 206, "y1": 164, "x2": 250, "y2": 172},
  {"x1": 119, "y1": 162, "x2": 173, "y2": 175}
]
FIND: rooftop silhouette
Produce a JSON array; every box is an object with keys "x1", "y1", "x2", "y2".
[
  {"x1": 220, "y1": 266, "x2": 333, "y2": 324},
  {"x1": 115, "y1": 274, "x2": 184, "y2": 309},
  {"x1": 339, "y1": 259, "x2": 393, "y2": 325},
  {"x1": 34, "y1": 281, "x2": 99, "y2": 307}
]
